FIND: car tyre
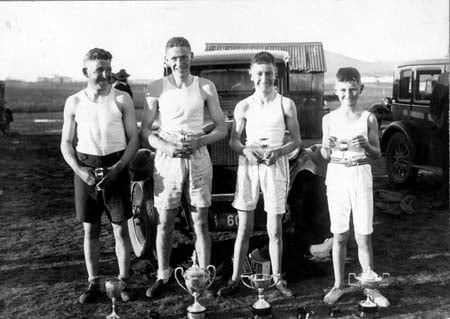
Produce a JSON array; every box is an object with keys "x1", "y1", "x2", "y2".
[{"x1": 385, "y1": 132, "x2": 418, "y2": 185}]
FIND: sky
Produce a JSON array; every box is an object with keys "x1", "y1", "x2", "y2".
[{"x1": 0, "y1": 0, "x2": 448, "y2": 81}]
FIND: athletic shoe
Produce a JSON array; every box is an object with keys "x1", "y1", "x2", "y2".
[
  {"x1": 217, "y1": 280, "x2": 240, "y2": 297},
  {"x1": 78, "y1": 282, "x2": 101, "y2": 304},
  {"x1": 323, "y1": 286, "x2": 345, "y2": 305},
  {"x1": 364, "y1": 288, "x2": 390, "y2": 307},
  {"x1": 119, "y1": 278, "x2": 136, "y2": 302},
  {"x1": 146, "y1": 279, "x2": 169, "y2": 298},
  {"x1": 309, "y1": 238, "x2": 333, "y2": 258},
  {"x1": 275, "y1": 279, "x2": 294, "y2": 297}
]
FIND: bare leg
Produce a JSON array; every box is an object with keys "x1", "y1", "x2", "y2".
[
  {"x1": 83, "y1": 222, "x2": 101, "y2": 281},
  {"x1": 266, "y1": 214, "x2": 283, "y2": 277},
  {"x1": 230, "y1": 210, "x2": 254, "y2": 281},
  {"x1": 332, "y1": 232, "x2": 349, "y2": 288},
  {"x1": 155, "y1": 208, "x2": 177, "y2": 274},
  {"x1": 112, "y1": 220, "x2": 132, "y2": 279},
  {"x1": 191, "y1": 207, "x2": 212, "y2": 268},
  {"x1": 355, "y1": 233, "x2": 373, "y2": 273}
]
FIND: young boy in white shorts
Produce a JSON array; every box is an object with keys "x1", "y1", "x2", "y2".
[
  {"x1": 320, "y1": 67, "x2": 389, "y2": 307},
  {"x1": 217, "y1": 51, "x2": 301, "y2": 297}
]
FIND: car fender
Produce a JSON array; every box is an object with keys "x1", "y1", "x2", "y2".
[{"x1": 380, "y1": 121, "x2": 425, "y2": 163}]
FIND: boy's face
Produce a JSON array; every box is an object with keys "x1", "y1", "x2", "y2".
[
  {"x1": 165, "y1": 46, "x2": 193, "y2": 78},
  {"x1": 250, "y1": 63, "x2": 276, "y2": 94},
  {"x1": 334, "y1": 80, "x2": 363, "y2": 108},
  {"x1": 83, "y1": 59, "x2": 113, "y2": 91}
]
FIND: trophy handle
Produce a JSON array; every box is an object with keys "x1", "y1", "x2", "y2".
[
  {"x1": 205, "y1": 265, "x2": 216, "y2": 289},
  {"x1": 240, "y1": 274, "x2": 254, "y2": 289},
  {"x1": 348, "y1": 273, "x2": 359, "y2": 287},
  {"x1": 174, "y1": 267, "x2": 190, "y2": 294}
]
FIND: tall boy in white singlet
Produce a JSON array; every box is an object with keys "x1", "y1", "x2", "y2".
[
  {"x1": 217, "y1": 51, "x2": 301, "y2": 298},
  {"x1": 140, "y1": 37, "x2": 226, "y2": 299},
  {"x1": 321, "y1": 67, "x2": 389, "y2": 307},
  {"x1": 60, "y1": 48, "x2": 139, "y2": 304}
]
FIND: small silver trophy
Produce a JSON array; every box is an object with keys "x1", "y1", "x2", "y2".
[
  {"x1": 94, "y1": 167, "x2": 105, "y2": 191},
  {"x1": 241, "y1": 273, "x2": 276, "y2": 319},
  {"x1": 175, "y1": 251, "x2": 216, "y2": 319},
  {"x1": 259, "y1": 138, "x2": 270, "y2": 161},
  {"x1": 348, "y1": 269, "x2": 390, "y2": 319}
]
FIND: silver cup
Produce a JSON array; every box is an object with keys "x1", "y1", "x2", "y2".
[
  {"x1": 348, "y1": 271, "x2": 390, "y2": 319},
  {"x1": 175, "y1": 259, "x2": 216, "y2": 319},
  {"x1": 241, "y1": 273, "x2": 276, "y2": 319},
  {"x1": 94, "y1": 167, "x2": 105, "y2": 191}
]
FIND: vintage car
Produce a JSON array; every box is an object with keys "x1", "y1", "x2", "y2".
[
  {"x1": 128, "y1": 50, "x2": 329, "y2": 260},
  {"x1": 380, "y1": 58, "x2": 449, "y2": 184}
]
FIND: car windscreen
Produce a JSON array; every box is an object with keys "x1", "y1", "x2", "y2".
[{"x1": 199, "y1": 68, "x2": 253, "y2": 92}]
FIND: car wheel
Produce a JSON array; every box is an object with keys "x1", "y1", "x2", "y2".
[
  {"x1": 128, "y1": 180, "x2": 157, "y2": 262},
  {"x1": 385, "y1": 132, "x2": 418, "y2": 184}
]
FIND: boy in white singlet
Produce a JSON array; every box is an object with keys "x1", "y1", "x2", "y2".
[
  {"x1": 217, "y1": 51, "x2": 301, "y2": 298},
  {"x1": 60, "y1": 48, "x2": 139, "y2": 303},
  {"x1": 321, "y1": 67, "x2": 389, "y2": 307},
  {"x1": 140, "y1": 37, "x2": 227, "y2": 298}
]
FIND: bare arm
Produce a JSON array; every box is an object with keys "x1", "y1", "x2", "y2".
[
  {"x1": 352, "y1": 113, "x2": 381, "y2": 159},
  {"x1": 60, "y1": 95, "x2": 95, "y2": 185},
  {"x1": 229, "y1": 100, "x2": 263, "y2": 164},
  {"x1": 114, "y1": 92, "x2": 139, "y2": 168},
  {"x1": 320, "y1": 113, "x2": 334, "y2": 162},
  {"x1": 198, "y1": 78, "x2": 227, "y2": 146}
]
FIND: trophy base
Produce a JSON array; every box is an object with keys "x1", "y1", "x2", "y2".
[
  {"x1": 252, "y1": 305, "x2": 272, "y2": 319},
  {"x1": 186, "y1": 310, "x2": 206, "y2": 319},
  {"x1": 353, "y1": 301, "x2": 379, "y2": 319}
]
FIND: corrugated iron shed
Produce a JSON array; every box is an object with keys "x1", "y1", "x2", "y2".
[{"x1": 205, "y1": 42, "x2": 326, "y2": 73}]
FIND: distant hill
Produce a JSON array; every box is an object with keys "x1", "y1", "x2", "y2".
[{"x1": 324, "y1": 50, "x2": 400, "y2": 83}]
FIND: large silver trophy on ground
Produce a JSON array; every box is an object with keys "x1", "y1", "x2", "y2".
[
  {"x1": 348, "y1": 269, "x2": 390, "y2": 319},
  {"x1": 175, "y1": 251, "x2": 216, "y2": 319},
  {"x1": 241, "y1": 273, "x2": 277, "y2": 319}
]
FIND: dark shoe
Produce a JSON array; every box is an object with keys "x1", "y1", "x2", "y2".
[
  {"x1": 217, "y1": 280, "x2": 240, "y2": 297},
  {"x1": 203, "y1": 281, "x2": 219, "y2": 298},
  {"x1": 146, "y1": 279, "x2": 168, "y2": 298},
  {"x1": 119, "y1": 278, "x2": 136, "y2": 302},
  {"x1": 275, "y1": 279, "x2": 294, "y2": 297},
  {"x1": 78, "y1": 282, "x2": 101, "y2": 304}
]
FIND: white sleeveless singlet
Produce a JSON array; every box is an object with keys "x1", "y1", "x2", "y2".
[
  {"x1": 158, "y1": 76, "x2": 204, "y2": 135},
  {"x1": 245, "y1": 93, "x2": 286, "y2": 148},
  {"x1": 75, "y1": 88, "x2": 126, "y2": 156},
  {"x1": 328, "y1": 110, "x2": 370, "y2": 159}
]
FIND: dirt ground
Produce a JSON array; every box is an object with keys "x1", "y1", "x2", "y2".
[{"x1": 1, "y1": 112, "x2": 450, "y2": 319}]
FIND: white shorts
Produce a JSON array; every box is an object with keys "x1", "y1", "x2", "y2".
[
  {"x1": 153, "y1": 146, "x2": 212, "y2": 210},
  {"x1": 325, "y1": 163, "x2": 373, "y2": 235},
  {"x1": 232, "y1": 155, "x2": 289, "y2": 215}
]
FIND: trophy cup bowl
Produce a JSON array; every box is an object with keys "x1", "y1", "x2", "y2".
[
  {"x1": 175, "y1": 264, "x2": 216, "y2": 319},
  {"x1": 241, "y1": 273, "x2": 276, "y2": 319},
  {"x1": 348, "y1": 272, "x2": 390, "y2": 319}
]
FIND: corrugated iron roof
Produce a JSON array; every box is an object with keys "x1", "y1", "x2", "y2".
[{"x1": 205, "y1": 42, "x2": 326, "y2": 72}]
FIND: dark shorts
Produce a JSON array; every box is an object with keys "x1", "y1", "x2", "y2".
[{"x1": 74, "y1": 151, "x2": 132, "y2": 224}]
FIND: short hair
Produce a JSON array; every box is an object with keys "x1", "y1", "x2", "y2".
[
  {"x1": 251, "y1": 51, "x2": 275, "y2": 66},
  {"x1": 336, "y1": 67, "x2": 361, "y2": 84},
  {"x1": 83, "y1": 48, "x2": 112, "y2": 65},
  {"x1": 165, "y1": 37, "x2": 191, "y2": 51}
]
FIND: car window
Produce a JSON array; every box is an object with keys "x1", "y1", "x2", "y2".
[
  {"x1": 415, "y1": 69, "x2": 441, "y2": 102},
  {"x1": 399, "y1": 70, "x2": 412, "y2": 100},
  {"x1": 200, "y1": 68, "x2": 253, "y2": 92}
]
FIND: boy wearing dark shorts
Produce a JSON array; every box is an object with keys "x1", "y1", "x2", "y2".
[{"x1": 61, "y1": 48, "x2": 139, "y2": 304}]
